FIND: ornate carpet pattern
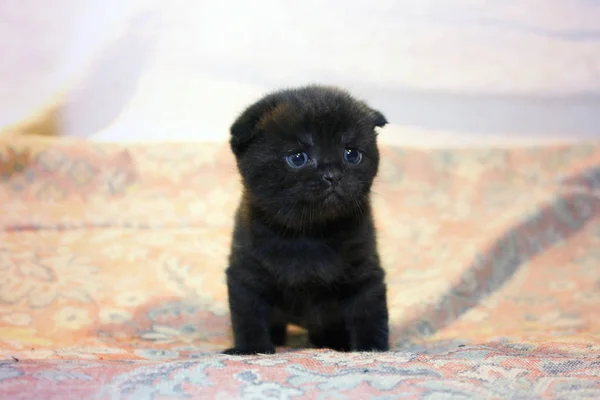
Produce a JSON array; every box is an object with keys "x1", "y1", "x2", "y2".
[{"x1": 0, "y1": 137, "x2": 599, "y2": 399}]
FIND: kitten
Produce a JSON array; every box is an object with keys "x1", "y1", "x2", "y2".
[{"x1": 224, "y1": 85, "x2": 389, "y2": 355}]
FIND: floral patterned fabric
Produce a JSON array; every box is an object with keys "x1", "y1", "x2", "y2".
[{"x1": 0, "y1": 136, "x2": 599, "y2": 399}]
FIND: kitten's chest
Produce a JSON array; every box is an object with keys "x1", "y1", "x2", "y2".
[{"x1": 254, "y1": 235, "x2": 347, "y2": 285}]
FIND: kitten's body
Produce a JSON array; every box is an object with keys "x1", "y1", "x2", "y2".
[{"x1": 225, "y1": 85, "x2": 389, "y2": 354}]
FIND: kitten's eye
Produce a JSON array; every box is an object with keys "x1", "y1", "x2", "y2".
[
  {"x1": 343, "y1": 148, "x2": 362, "y2": 165},
  {"x1": 286, "y1": 152, "x2": 309, "y2": 168}
]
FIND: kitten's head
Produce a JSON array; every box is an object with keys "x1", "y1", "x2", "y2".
[{"x1": 230, "y1": 85, "x2": 387, "y2": 226}]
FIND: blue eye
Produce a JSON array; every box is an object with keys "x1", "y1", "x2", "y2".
[
  {"x1": 286, "y1": 152, "x2": 309, "y2": 168},
  {"x1": 344, "y1": 148, "x2": 362, "y2": 164}
]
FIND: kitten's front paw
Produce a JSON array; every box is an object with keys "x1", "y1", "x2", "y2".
[
  {"x1": 355, "y1": 344, "x2": 389, "y2": 352},
  {"x1": 353, "y1": 341, "x2": 389, "y2": 352},
  {"x1": 222, "y1": 346, "x2": 276, "y2": 356}
]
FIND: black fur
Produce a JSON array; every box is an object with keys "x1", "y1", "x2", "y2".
[{"x1": 224, "y1": 85, "x2": 389, "y2": 355}]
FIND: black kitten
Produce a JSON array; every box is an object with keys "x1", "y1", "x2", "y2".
[{"x1": 224, "y1": 85, "x2": 389, "y2": 355}]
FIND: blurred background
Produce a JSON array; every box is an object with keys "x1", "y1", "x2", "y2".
[{"x1": 1, "y1": 0, "x2": 599, "y2": 147}]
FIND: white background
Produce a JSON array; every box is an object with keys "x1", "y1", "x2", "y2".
[{"x1": 1, "y1": 0, "x2": 599, "y2": 147}]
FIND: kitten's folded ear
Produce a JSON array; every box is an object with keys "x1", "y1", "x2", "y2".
[
  {"x1": 372, "y1": 109, "x2": 388, "y2": 128},
  {"x1": 230, "y1": 97, "x2": 276, "y2": 156}
]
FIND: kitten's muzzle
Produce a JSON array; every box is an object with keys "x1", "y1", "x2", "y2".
[{"x1": 322, "y1": 171, "x2": 342, "y2": 187}]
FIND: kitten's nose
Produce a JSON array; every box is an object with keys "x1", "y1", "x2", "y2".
[{"x1": 322, "y1": 171, "x2": 342, "y2": 186}]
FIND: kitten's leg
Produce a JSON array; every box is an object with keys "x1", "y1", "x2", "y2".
[
  {"x1": 269, "y1": 308, "x2": 287, "y2": 346},
  {"x1": 269, "y1": 323, "x2": 287, "y2": 346},
  {"x1": 223, "y1": 274, "x2": 275, "y2": 355},
  {"x1": 344, "y1": 279, "x2": 389, "y2": 352},
  {"x1": 309, "y1": 322, "x2": 351, "y2": 352}
]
